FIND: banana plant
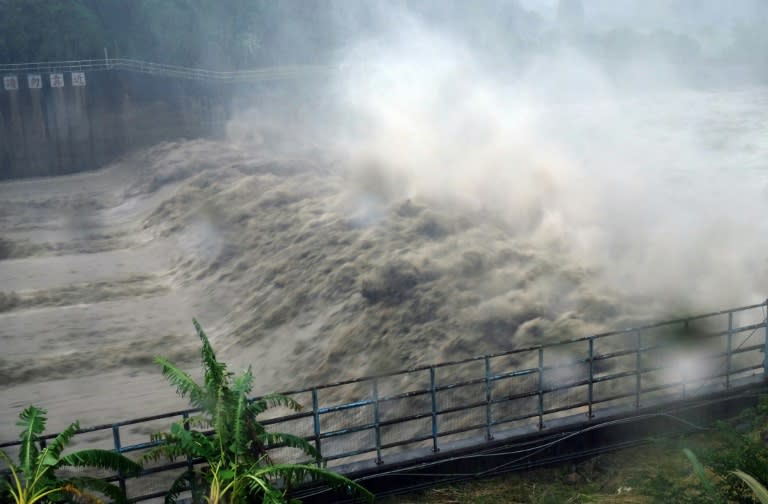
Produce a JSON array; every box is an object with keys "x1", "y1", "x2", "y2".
[
  {"x1": 145, "y1": 319, "x2": 374, "y2": 504},
  {"x1": 0, "y1": 406, "x2": 141, "y2": 504}
]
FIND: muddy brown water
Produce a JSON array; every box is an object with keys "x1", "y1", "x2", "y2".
[{"x1": 3, "y1": 87, "x2": 768, "y2": 446}]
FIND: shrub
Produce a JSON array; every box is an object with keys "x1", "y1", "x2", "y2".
[{"x1": 0, "y1": 406, "x2": 141, "y2": 504}]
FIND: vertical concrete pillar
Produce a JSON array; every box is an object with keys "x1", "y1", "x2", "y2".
[
  {"x1": 67, "y1": 84, "x2": 92, "y2": 173},
  {"x1": 120, "y1": 91, "x2": 135, "y2": 151},
  {"x1": 0, "y1": 97, "x2": 8, "y2": 178},
  {"x1": 27, "y1": 86, "x2": 49, "y2": 177},
  {"x1": 51, "y1": 86, "x2": 72, "y2": 174}
]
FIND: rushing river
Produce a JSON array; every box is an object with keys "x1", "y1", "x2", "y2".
[{"x1": 1, "y1": 85, "x2": 768, "y2": 442}]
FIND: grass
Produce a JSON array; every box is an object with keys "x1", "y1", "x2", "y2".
[{"x1": 381, "y1": 428, "x2": 737, "y2": 503}]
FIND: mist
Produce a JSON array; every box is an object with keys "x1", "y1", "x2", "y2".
[
  {"x1": 213, "y1": 0, "x2": 768, "y2": 380},
  {"x1": 2, "y1": 0, "x2": 768, "y2": 439},
  {"x1": 312, "y1": 1, "x2": 768, "y2": 312}
]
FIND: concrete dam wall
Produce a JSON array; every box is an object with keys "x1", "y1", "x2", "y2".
[{"x1": 0, "y1": 71, "x2": 230, "y2": 179}]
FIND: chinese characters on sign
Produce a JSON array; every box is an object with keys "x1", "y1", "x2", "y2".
[
  {"x1": 3, "y1": 75, "x2": 18, "y2": 91},
  {"x1": 1, "y1": 72, "x2": 89, "y2": 91},
  {"x1": 71, "y1": 72, "x2": 86, "y2": 87},
  {"x1": 27, "y1": 74, "x2": 42, "y2": 89},
  {"x1": 50, "y1": 73, "x2": 64, "y2": 88}
]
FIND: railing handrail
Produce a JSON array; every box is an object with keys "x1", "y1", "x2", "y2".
[
  {"x1": 1, "y1": 299, "x2": 765, "y2": 448},
  {"x1": 0, "y1": 57, "x2": 330, "y2": 82},
  {"x1": 2, "y1": 299, "x2": 766, "y2": 503}
]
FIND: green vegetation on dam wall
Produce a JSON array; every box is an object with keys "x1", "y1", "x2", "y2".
[{"x1": 0, "y1": 71, "x2": 230, "y2": 180}]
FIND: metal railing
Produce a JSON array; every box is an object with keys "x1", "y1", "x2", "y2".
[
  {"x1": 2, "y1": 300, "x2": 767, "y2": 502},
  {"x1": 0, "y1": 58, "x2": 329, "y2": 82}
]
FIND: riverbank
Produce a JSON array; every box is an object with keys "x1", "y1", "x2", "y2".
[{"x1": 388, "y1": 398, "x2": 768, "y2": 503}]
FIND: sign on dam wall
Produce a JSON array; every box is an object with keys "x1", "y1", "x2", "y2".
[{"x1": 0, "y1": 70, "x2": 231, "y2": 180}]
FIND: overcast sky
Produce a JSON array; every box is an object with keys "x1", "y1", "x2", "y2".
[{"x1": 518, "y1": 0, "x2": 766, "y2": 29}]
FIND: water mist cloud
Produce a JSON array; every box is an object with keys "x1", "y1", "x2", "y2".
[{"x1": 327, "y1": 9, "x2": 768, "y2": 313}]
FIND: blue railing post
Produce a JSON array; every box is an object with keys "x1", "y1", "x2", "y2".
[
  {"x1": 372, "y1": 379, "x2": 383, "y2": 465},
  {"x1": 587, "y1": 337, "x2": 594, "y2": 419},
  {"x1": 311, "y1": 388, "x2": 322, "y2": 465},
  {"x1": 429, "y1": 367, "x2": 440, "y2": 452},
  {"x1": 538, "y1": 347, "x2": 545, "y2": 430},
  {"x1": 484, "y1": 356, "x2": 494, "y2": 441},
  {"x1": 182, "y1": 412, "x2": 196, "y2": 496},
  {"x1": 635, "y1": 331, "x2": 642, "y2": 409},
  {"x1": 727, "y1": 312, "x2": 734, "y2": 389},
  {"x1": 111, "y1": 425, "x2": 127, "y2": 498}
]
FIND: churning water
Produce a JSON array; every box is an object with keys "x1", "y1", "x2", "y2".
[{"x1": 1, "y1": 85, "x2": 768, "y2": 441}]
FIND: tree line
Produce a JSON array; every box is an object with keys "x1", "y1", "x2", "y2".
[
  {"x1": 1, "y1": 0, "x2": 767, "y2": 84},
  {"x1": 0, "y1": 0, "x2": 342, "y2": 68}
]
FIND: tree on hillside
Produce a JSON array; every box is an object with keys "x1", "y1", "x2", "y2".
[{"x1": 0, "y1": 0, "x2": 104, "y2": 62}]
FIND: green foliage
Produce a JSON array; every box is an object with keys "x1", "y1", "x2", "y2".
[
  {"x1": 699, "y1": 420, "x2": 768, "y2": 502},
  {"x1": 682, "y1": 448, "x2": 721, "y2": 503},
  {"x1": 673, "y1": 399, "x2": 768, "y2": 503},
  {"x1": 0, "y1": 0, "x2": 105, "y2": 62},
  {"x1": 0, "y1": 0, "x2": 342, "y2": 66},
  {"x1": 641, "y1": 472, "x2": 700, "y2": 503},
  {"x1": 731, "y1": 470, "x2": 768, "y2": 504},
  {"x1": 146, "y1": 319, "x2": 373, "y2": 504},
  {"x1": 0, "y1": 405, "x2": 141, "y2": 504}
]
